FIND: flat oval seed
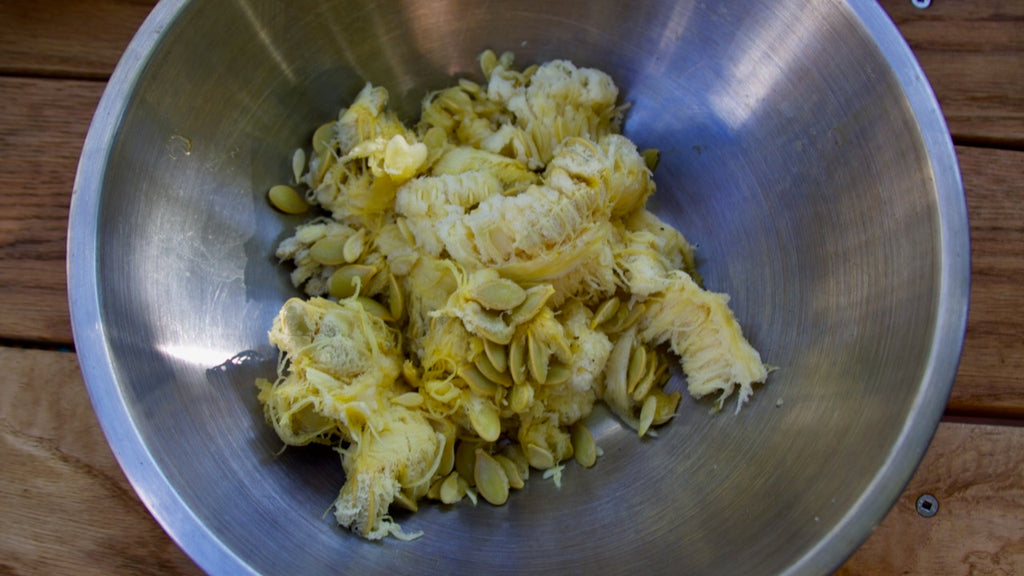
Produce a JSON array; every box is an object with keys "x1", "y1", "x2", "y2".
[
  {"x1": 268, "y1": 184, "x2": 308, "y2": 214},
  {"x1": 544, "y1": 362, "x2": 571, "y2": 386},
  {"x1": 641, "y1": 148, "x2": 660, "y2": 172},
  {"x1": 501, "y1": 444, "x2": 530, "y2": 481},
  {"x1": 493, "y1": 454, "x2": 524, "y2": 489},
  {"x1": 387, "y1": 273, "x2": 405, "y2": 320},
  {"x1": 652, "y1": 391, "x2": 682, "y2": 426},
  {"x1": 439, "y1": 471, "x2": 464, "y2": 504},
  {"x1": 458, "y1": 365, "x2": 498, "y2": 396},
  {"x1": 291, "y1": 148, "x2": 306, "y2": 183},
  {"x1": 631, "y1": 352, "x2": 660, "y2": 402},
  {"x1": 637, "y1": 395, "x2": 658, "y2": 437},
  {"x1": 483, "y1": 339, "x2": 507, "y2": 373},
  {"x1": 473, "y1": 354, "x2": 511, "y2": 387},
  {"x1": 312, "y1": 121, "x2": 335, "y2": 155},
  {"x1": 526, "y1": 332, "x2": 549, "y2": 384},
  {"x1": 591, "y1": 296, "x2": 620, "y2": 329},
  {"x1": 454, "y1": 441, "x2": 478, "y2": 485},
  {"x1": 390, "y1": 391, "x2": 424, "y2": 408},
  {"x1": 469, "y1": 278, "x2": 527, "y2": 311},
  {"x1": 467, "y1": 396, "x2": 501, "y2": 442},
  {"x1": 355, "y1": 296, "x2": 393, "y2": 321},
  {"x1": 508, "y1": 285, "x2": 554, "y2": 325},
  {"x1": 509, "y1": 382, "x2": 533, "y2": 413},
  {"x1": 626, "y1": 345, "x2": 647, "y2": 394},
  {"x1": 343, "y1": 228, "x2": 366, "y2": 263},
  {"x1": 474, "y1": 449, "x2": 510, "y2": 506},
  {"x1": 509, "y1": 335, "x2": 528, "y2": 386},
  {"x1": 571, "y1": 423, "x2": 597, "y2": 468},
  {"x1": 392, "y1": 490, "x2": 418, "y2": 512},
  {"x1": 309, "y1": 235, "x2": 348, "y2": 266},
  {"x1": 438, "y1": 433, "x2": 456, "y2": 476},
  {"x1": 525, "y1": 443, "x2": 555, "y2": 470},
  {"x1": 328, "y1": 264, "x2": 376, "y2": 299}
]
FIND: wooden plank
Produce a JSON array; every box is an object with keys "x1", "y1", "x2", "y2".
[
  {"x1": 2, "y1": 75, "x2": 1021, "y2": 416},
  {"x1": 878, "y1": 0, "x2": 1024, "y2": 146},
  {"x1": 2, "y1": 346, "x2": 1020, "y2": 574},
  {"x1": 0, "y1": 347, "x2": 202, "y2": 575},
  {"x1": 838, "y1": 421, "x2": 1024, "y2": 574},
  {"x1": 949, "y1": 146, "x2": 1024, "y2": 419},
  {"x1": 0, "y1": 0, "x2": 156, "y2": 79},
  {"x1": 0, "y1": 77, "x2": 104, "y2": 345},
  {"x1": 0, "y1": 0, "x2": 1018, "y2": 146}
]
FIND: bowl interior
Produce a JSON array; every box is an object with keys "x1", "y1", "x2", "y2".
[{"x1": 71, "y1": 0, "x2": 967, "y2": 574}]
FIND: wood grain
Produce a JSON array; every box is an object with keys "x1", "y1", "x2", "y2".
[
  {"x1": 950, "y1": 147, "x2": 1024, "y2": 419},
  {"x1": 878, "y1": 0, "x2": 1024, "y2": 147},
  {"x1": 0, "y1": 347, "x2": 202, "y2": 576},
  {"x1": 1, "y1": 72, "x2": 1021, "y2": 412},
  {"x1": 0, "y1": 77, "x2": 103, "y2": 345},
  {"x1": 1, "y1": 346, "x2": 1019, "y2": 575},
  {"x1": 838, "y1": 422, "x2": 1024, "y2": 575},
  {"x1": 0, "y1": 0, "x2": 157, "y2": 79}
]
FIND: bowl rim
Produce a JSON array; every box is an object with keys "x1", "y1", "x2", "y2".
[{"x1": 67, "y1": 1, "x2": 970, "y2": 574}]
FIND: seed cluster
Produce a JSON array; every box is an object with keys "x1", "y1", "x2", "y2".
[{"x1": 257, "y1": 51, "x2": 768, "y2": 541}]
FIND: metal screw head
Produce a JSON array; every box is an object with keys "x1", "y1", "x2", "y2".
[
  {"x1": 916, "y1": 493, "x2": 939, "y2": 517},
  {"x1": 912, "y1": 0, "x2": 932, "y2": 8}
]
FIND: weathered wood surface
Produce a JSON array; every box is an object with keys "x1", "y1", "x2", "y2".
[{"x1": 0, "y1": 1, "x2": 1021, "y2": 574}]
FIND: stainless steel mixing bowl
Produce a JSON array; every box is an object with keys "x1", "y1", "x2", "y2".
[{"x1": 68, "y1": 0, "x2": 969, "y2": 574}]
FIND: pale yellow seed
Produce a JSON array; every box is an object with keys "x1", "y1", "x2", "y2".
[
  {"x1": 458, "y1": 365, "x2": 498, "y2": 396},
  {"x1": 454, "y1": 441, "x2": 478, "y2": 486},
  {"x1": 638, "y1": 395, "x2": 658, "y2": 437},
  {"x1": 468, "y1": 277, "x2": 527, "y2": 311},
  {"x1": 342, "y1": 228, "x2": 366, "y2": 263},
  {"x1": 354, "y1": 296, "x2": 392, "y2": 321},
  {"x1": 327, "y1": 264, "x2": 375, "y2": 299},
  {"x1": 591, "y1": 296, "x2": 620, "y2": 329},
  {"x1": 268, "y1": 184, "x2": 308, "y2": 214},
  {"x1": 479, "y1": 49, "x2": 499, "y2": 78},
  {"x1": 474, "y1": 449, "x2": 510, "y2": 506},
  {"x1": 641, "y1": 148, "x2": 660, "y2": 172},
  {"x1": 439, "y1": 471, "x2": 464, "y2": 504},
  {"x1": 509, "y1": 335, "x2": 528, "y2": 386},
  {"x1": 571, "y1": 422, "x2": 597, "y2": 468},
  {"x1": 501, "y1": 444, "x2": 530, "y2": 482},
  {"x1": 631, "y1": 352, "x2": 660, "y2": 402},
  {"x1": 392, "y1": 490, "x2": 418, "y2": 512},
  {"x1": 508, "y1": 285, "x2": 554, "y2": 325},
  {"x1": 387, "y1": 273, "x2": 404, "y2": 321},
  {"x1": 626, "y1": 344, "x2": 647, "y2": 395},
  {"x1": 312, "y1": 121, "x2": 335, "y2": 156},
  {"x1": 509, "y1": 382, "x2": 533, "y2": 413},
  {"x1": 493, "y1": 454, "x2": 524, "y2": 490},
  {"x1": 427, "y1": 476, "x2": 444, "y2": 500},
  {"x1": 401, "y1": 359, "x2": 420, "y2": 387},
  {"x1": 544, "y1": 362, "x2": 571, "y2": 386},
  {"x1": 467, "y1": 396, "x2": 501, "y2": 443},
  {"x1": 390, "y1": 391, "x2": 424, "y2": 408},
  {"x1": 291, "y1": 148, "x2": 306, "y2": 184},
  {"x1": 652, "y1": 390, "x2": 682, "y2": 426},
  {"x1": 473, "y1": 354, "x2": 511, "y2": 387},
  {"x1": 438, "y1": 433, "x2": 456, "y2": 476},
  {"x1": 309, "y1": 235, "x2": 348, "y2": 266},
  {"x1": 527, "y1": 332, "x2": 549, "y2": 384},
  {"x1": 526, "y1": 443, "x2": 555, "y2": 470},
  {"x1": 483, "y1": 339, "x2": 507, "y2": 374}
]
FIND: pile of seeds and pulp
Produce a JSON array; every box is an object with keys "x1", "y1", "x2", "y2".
[{"x1": 257, "y1": 50, "x2": 768, "y2": 541}]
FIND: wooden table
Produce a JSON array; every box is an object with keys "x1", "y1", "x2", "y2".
[{"x1": 1, "y1": 1, "x2": 1021, "y2": 574}]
